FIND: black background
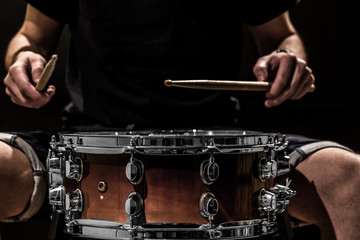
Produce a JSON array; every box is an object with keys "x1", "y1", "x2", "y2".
[{"x1": 1, "y1": 0, "x2": 360, "y2": 151}]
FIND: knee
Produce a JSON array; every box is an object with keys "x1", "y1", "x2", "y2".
[
  {"x1": 296, "y1": 147, "x2": 360, "y2": 204},
  {"x1": 0, "y1": 141, "x2": 34, "y2": 220},
  {"x1": 298, "y1": 148, "x2": 360, "y2": 182}
]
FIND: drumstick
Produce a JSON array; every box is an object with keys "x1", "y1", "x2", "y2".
[
  {"x1": 164, "y1": 79, "x2": 315, "y2": 93},
  {"x1": 35, "y1": 54, "x2": 58, "y2": 91}
]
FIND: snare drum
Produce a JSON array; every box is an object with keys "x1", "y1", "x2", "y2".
[{"x1": 47, "y1": 130, "x2": 295, "y2": 239}]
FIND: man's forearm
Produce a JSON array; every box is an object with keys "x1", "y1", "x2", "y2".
[
  {"x1": 5, "y1": 32, "x2": 47, "y2": 70},
  {"x1": 276, "y1": 33, "x2": 307, "y2": 61}
]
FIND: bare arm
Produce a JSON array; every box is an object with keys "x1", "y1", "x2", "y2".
[
  {"x1": 4, "y1": 4, "x2": 64, "y2": 108},
  {"x1": 247, "y1": 12, "x2": 314, "y2": 107},
  {"x1": 248, "y1": 12, "x2": 306, "y2": 59}
]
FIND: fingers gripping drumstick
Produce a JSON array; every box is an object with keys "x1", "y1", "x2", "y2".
[{"x1": 35, "y1": 54, "x2": 58, "y2": 91}]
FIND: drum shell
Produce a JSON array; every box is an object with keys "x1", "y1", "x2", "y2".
[{"x1": 65, "y1": 152, "x2": 272, "y2": 225}]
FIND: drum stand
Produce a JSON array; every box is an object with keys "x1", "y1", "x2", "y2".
[
  {"x1": 276, "y1": 210, "x2": 294, "y2": 240},
  {"x1": 49, "y1": 210, "x2": 65, "y2": 240}
]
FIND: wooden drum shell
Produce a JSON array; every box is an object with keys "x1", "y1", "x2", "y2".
[{"x1": 65, "y1": 152, "x2": 272, "y2": 225}]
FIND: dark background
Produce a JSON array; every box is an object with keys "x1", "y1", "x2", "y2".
[{"x1": 1, "y1": 0, "x2": 359, "y2": 151}]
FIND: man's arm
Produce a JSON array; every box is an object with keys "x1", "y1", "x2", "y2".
[
  {"x1": 247, "y1": 12, "x2": 306, "y2": 59},
  {"x1": 6, "y1": 4, "x2": 64, "y2": 69},
  {"x1": 247, "y1": 12, "x2": 314, "y2": 108},
  {"x1": 4, "y1": 4, "x2": 64, "y2": 109}
]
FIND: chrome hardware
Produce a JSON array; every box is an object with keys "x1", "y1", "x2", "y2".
[
  {"x1": 65, "y1": 189, "x2": 83, "y2": 221},
  {"x1": 126, "y1": 140, "x2": 144, "y2": 185},
  {"x1": 216, "y1": 219, "x2": 278, "y2": 239},
  {"x1": 258, "y1": 189, "x2": 277, "y2": 212},
  {"x1": 125, "y1": 192, "x2": 143, "y2": 217},
  {"x1": 274, "y1": 149, "x2": 291, "y2": 176},
  {"x1": 48, "y1": 156, "x2": 61, "y2": 173},
  {"x1": 65, "y1": 189, "x2": 84, "y2": 221},
  {"x1": 205, "y1": 138, "x2": 218, "y2": 152},
  {"x1": 126, "y1": 159, "x2": 144, "y2": 185},
  {"x1": 49, "y1": 172, "x2": 63, "y2": 189},
  {"x1": 47, "y1": 150, "x2": 64, "y2": 188},
  {"x1": 258, "y1": 181, "x2": 296, "y2": 213},
  {"x1": 256, "y1": 148, "x2": 290, "y2": 181},
  {"x1": 65, "y1": 189, "x2": 83, "y2": 212},
  {"x1": 65, "y1": 156, "x2": 83, "y2": 182},
  {"x1": 200, "y1": 154, "x2": 219, "y2": 185},
  {"x1": 201, "y1": 140, "x2": 220, "y2": 185},
  {"x1": 207, "y1": 229, "x2": 222, "y2": 239},
  {"x1": 258, "y1": 157, "x2": 278, "y2": 181},
  {"x1": 125, "y1": 192, "x2": 144, "y2": 228},
  {"x1": 269, "y1": 181, "x2": 296, "y2": 212},
  {"x1": 49, "y1": 186, "x2": 65, "y2": 209},
  {"x1": 199, "y1": 192, "x2": 219, "y2": 224},
  {"x1": 66, "y1": 219, "x2": 131, "y2": 238},
  {"x1": 49, "y1": 135, "x2": 58, "y2": 150},
  {"x1": 47, "y1": 147, "x2": 66, "y2": 211},
  {"x1": 64, "y1": 218, "x2": 279, "y2": 240}
]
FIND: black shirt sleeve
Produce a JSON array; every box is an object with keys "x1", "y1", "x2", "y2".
[
  {"x1": 25, "y1": 0, "x2": 78, "y2": 23},
  {"x1": 240, "y1": 0, "x2": 299, "y2": 26}
]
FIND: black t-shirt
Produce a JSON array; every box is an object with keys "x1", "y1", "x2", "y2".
[{"x1": 26, "y1": 0, "x2": 298, "y2": 130}]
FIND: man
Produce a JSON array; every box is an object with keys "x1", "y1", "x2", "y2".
[{"x1": 2, "y1": 1, "x2": 359, "y2": 239}]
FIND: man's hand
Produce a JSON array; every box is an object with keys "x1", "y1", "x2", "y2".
[
  {"x1": 253, "y1": 51, "x2": 315, "y2": 108},
  {"x1": 3, "y1": 51, "x2": 56, "y2": 109}
]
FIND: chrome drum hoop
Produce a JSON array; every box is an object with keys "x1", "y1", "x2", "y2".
[
  {"x1": 134, "y1": 223, "x2": 209, "y2": 239},
  {"x1": 215, "y1": 219, "x2": 278, "y2": 239},
  {"x1": 55, "y1": 130, "x2": 287, "y2": 155},
  {"x1": 64, "y1": 218, "x2": 278, "y2": 240}
]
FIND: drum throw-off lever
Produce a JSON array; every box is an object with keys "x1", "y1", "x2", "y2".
[{"x1": 258, "y1": 179, "x2": 296, "y2": 213}]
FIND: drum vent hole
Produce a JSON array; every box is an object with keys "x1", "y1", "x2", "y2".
[{"x1": 97, "y1": 180, "x2": 108, "y2": 193}]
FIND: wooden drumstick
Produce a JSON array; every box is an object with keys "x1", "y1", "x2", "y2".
[
  {"x1": 35, "y1": 54, "x2": 58, "y2": 91},
  {"x1": 164, "y1": 79, "x2": 315, "y2": 93}
]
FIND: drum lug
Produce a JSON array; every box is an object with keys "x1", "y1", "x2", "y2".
[
  {"x1": 200, "y1": 154, "x2": 220, "y2": 185},
  {"x1": 126, "y1": 140, "x2": 144, "y2": 185},
  {"x1": 258, "y1": 181, "x2": 296, "y2": 213},
  {"x1": 47, "y1": 142, "x2": 66, "y2": 211},
  {"x1": 49, "y1": 186, "x2": 66, "y2": 209},
  {"x1": 274, "y1": 149, "x2": 291, "y2": 176},
  {"x1": 258, "y1": 157, "x2": 278, "y2": 181},
  {"x1": 199, "y1": 192, "x2": 219, "y2": 225},
  {"x1": 201, "y1": 139, "x2": 220, "y2": 185},
  {"x1": 65, "y1": 156, "x2": 83, "y2": 182},
  {"x1": 125, "y1": 192, "x2": 144, "y2": 227},
  {"x1": 256, "y1": 148, "x2": 290, "y2": 181},
  {"x1": 126, "y1": 158, "x2": 144, "y2": 185},
  {"x1": 65, "y1": 189, "x2": 83, "y2": 221},
  {"x1": 48, "y1": 155, "x2": 61, "y2": 173},
  {"x1": 47, "y1": 150, "x2": 64, "y2": 188}
]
